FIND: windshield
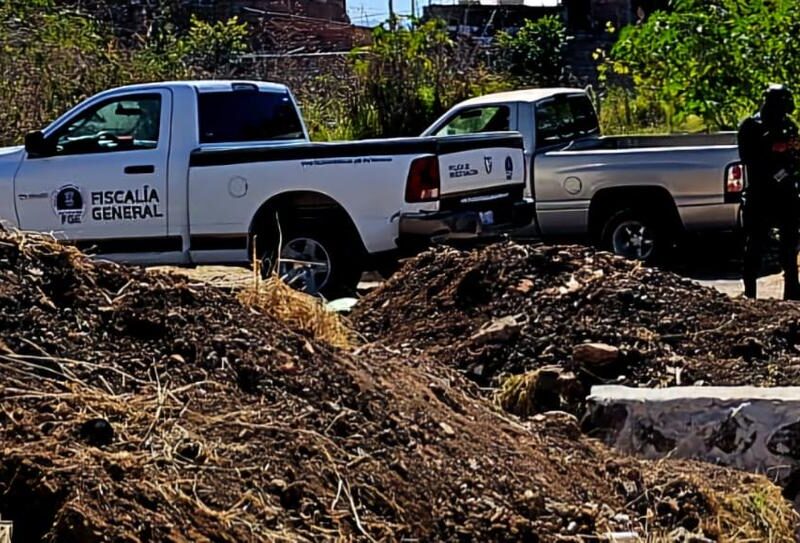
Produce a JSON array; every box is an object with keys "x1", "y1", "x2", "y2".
[
  {"x1": 198, "y1": 90, "x2": 305, "y2": 144},
  {"x1": 434, "y1": 105, "x2": 511, "y2": 136}
]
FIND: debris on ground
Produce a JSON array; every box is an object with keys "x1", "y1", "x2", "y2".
[
  {"x1": 354, "y1": 243, "x2": 800, "y2": 393},
  {"x1": 0, "y1": 231, "x2": 796, "y2": 541}
]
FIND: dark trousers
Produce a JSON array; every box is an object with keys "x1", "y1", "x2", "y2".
[{"x1": 742, "y1": 196, "x2": 800, "y2": 299}]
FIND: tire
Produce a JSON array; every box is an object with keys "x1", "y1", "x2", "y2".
[
  {"x1": 259, "y1": 218, "x2": 363, "y2": 299},
  {"x1": 600, "y1": 208, "x2": 667, "y2": 263}
]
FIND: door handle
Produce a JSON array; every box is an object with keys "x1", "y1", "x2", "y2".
[
  {"x1": 17, "y1": 192, "x2": 49, "y2": 200},
  {"x1": 124, "y1": 165, "x2": 155, "y2": 175}
]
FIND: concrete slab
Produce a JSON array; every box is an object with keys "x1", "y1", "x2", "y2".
[
  {"x1": 585, "y1": 385, "x2": 800, "y2": 496},
  {"x1": 590, "y1": 385, "x2": 800, "y2": 402}
]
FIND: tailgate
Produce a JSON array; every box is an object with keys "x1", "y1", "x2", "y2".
[{"x1": 435, "y1": 132, "x2": 526, "y2": 196}]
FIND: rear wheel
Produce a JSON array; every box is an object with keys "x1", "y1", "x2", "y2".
[
  {"x1": 601, "y1": 209, "x2": 665, "y2": 262},
  {"x1": 259, "y1": 219, "x2": 363, "y2": 299}
]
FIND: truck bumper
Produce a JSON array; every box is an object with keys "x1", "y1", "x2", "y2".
[{"x1": 397, "y1": 200, "x2": 535, "y2": 250}]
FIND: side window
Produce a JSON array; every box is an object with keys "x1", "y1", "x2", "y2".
[
  {"x1": 534, "y1": 101, "x2": 560, "y2": 146},
  {"x1": 434, "y1": 106, "x2": 511, "y2": 136},
  {"x1": 568, "y1": 95, "x2": 600, "y2": 137},
  {"x1": 197, "y1": 91, "x2": 305, "y2": 144},
  {"x1": 54, "y1": 95, "x2": 162, "y2": 156},
  {"x1": 535, "y1": 98, "x2": 576, "y2": 148}
]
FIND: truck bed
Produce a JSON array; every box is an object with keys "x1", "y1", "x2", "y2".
[{"x1": 564, "y1": 132, "x2": 738, "y2": 152}]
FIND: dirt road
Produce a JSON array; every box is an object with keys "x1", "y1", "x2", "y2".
[
  {"x1": 153, "y1": 263, "x2": 789, "y2": 302},
  {"x1": 697, "y1": 273, "x2": 784, "y2": 299}
]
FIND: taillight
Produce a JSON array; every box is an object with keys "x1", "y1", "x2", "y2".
[
  {"x1": 405, "y1": 156, "x2": 440, "y2": 203},
  {"x1": 725, "y1": 163, "x2": 745, "y2": 194}
]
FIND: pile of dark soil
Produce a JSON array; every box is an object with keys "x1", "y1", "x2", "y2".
[
  {"x1": 354, "y1": 243, "x2": 800, "y2": 392},
  {"x1": 0, "y1": 231, "x2": 795, "y2": 542}
]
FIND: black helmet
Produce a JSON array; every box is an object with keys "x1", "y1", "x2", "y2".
[{"x1": 763, "y1": 84, "x2": 795, "y2": 118}]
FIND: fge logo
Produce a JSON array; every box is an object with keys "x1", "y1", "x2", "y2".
[{"x1": 52, "y1": 184, "x2": 85, "y2": 225}]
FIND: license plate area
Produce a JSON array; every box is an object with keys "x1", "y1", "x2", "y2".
[{"x1": 479, "y1": 210, "x2": 495, "y2": 225}]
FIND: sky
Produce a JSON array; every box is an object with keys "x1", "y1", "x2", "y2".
[
  {"x1": 346, "y1": 0, "x2": 561, "y2": 27},
  {"x1": 347, "y1": 0, "x2": 416, "y2": 27}
]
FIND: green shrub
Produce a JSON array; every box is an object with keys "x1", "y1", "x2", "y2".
[
  {"x1": 0, "y1": 1, "x2": 249, "y2": 146},
  {"x1": 496, "y1": 16, "x2": 569, "y2": 87}
]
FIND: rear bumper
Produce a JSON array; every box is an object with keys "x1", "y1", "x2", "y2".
[{"x1": 397, "y1": 200, "x2": 535, "y2": 249}]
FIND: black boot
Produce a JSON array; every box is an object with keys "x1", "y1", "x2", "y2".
[
  {"x1": 784, "y1": 277, "x2": 800, "y2": 300},
  {"x1": 744, "y1": 277, "x2": 757, "y2": 299}
]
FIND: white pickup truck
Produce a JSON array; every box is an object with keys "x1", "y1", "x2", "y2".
[
  {"x1": 424, "y1": 88, "x2": 744, "y2": 261},
  {"x1": 0, "y1": 80, "x2": 532, "y2": 296}
]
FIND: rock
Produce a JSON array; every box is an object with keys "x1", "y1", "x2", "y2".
[
  {"x1": 269, "y1": 478, "x2": 288, "y2": 493},
  {"x1": 731, "y1": 337, "x2": 766, "y2": 360},
  {"x1": 469, "y1": 315, "x2": 524, "y2": 345},
  {"x1": 168, "y1": 353, "x2": 185, "y2": 365},
  {"x1": 604, "y1": 532, "x2": 640, "y2": 543},
  {"x1": 573, "y1": 343, "x2": 620, "y2": 368},
  {"x1": 535, "y1": 410, "x2": 582, "y2": 439},
  {"x1": 79, "y1": 418, "x2": 114, "y2": 447},
  {"x1": 439, "y1": 422, "x2": 456, "y2": 437},
  {"x1": 513, "y1": 278, "x2": 535, "y2": 293},
  {"x1": 667, "y1": 527, "x2": 713, "y2": 542}
]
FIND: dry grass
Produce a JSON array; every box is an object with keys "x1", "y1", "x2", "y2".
[
  {"x1": 645, "y1": 478, "x2": 797, "y2": 542},
  {"x1": 150, "y1": 263, "x2": 356, "y2": 349},
  {"x1": 715, "y1": 480, "x2": 797, "y2": 542},
  {"x1": 494, "y1": 371, "x2": 541, "y2": 418},
  {"x1": 152, "y1": 240, "x2": 357, "y2": 351},
  {"x1": 238, "y1": 274, "x2": 355, "y2": 351}
]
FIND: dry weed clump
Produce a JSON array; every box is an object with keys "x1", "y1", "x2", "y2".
[
  {"x1": 494, "y1": 371, "x2": 546, "y2": 418},
  {"x1": 716, "y1": 480, "x2": 798, "y2": 541},
  {"x1": 238, "y1": 274, "x2": 355, "y2": 350}
]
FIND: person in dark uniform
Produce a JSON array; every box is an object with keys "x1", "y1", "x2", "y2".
[{"x1": 738, "y1": 84, "x2": 800, "y2": 300}]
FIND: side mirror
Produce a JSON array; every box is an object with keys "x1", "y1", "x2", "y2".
[{"x1": 24, "y1": 131, "x2": 54, "y2": 157}]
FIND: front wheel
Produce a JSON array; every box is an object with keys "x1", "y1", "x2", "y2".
[{"x1": 601, "y1": 210, "x2": 664, "y2": 262}]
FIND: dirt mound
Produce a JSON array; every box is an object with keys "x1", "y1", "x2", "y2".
[
  {"x1": 0, "y1": 231, "x2": 796, "y2": 542},
  {"x1": 354, "y1": 243, "x2": 800, "y2": 391}
]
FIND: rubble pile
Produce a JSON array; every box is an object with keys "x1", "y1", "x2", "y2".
[
  {"x1": 355, "y1": 243, "x2": 800, "y2": 394},
  {"x1": 0, "y1": 231, "x2": 796, "y2": 541}
]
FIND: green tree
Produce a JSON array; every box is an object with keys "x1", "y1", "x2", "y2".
[
  {"x1": 496, "y1": 16, "x2": 569, "y2": 86},
  {"x1": 181, "y1": 15, "x2": 249, "y2": 77},
  {"x1": 604, "y1": 0, "x2": 800, "y2": 130}
]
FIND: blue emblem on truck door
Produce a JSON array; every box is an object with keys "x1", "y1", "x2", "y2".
[
  {"x1": 52, "y1": 184, "x2": 85, "y2": 225},
  {"x1": 505, "y1": 156, "x2": 514, "y2": 180}
]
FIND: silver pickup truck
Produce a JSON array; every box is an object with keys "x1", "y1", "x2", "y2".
[{"x1": 423, "y1": 88, "x2": 744, "y2": 261}]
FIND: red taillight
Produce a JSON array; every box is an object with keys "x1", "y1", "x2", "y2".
[
  {"x1": 405, "y1": 156, "x2": 441, "y2": 203},
  {"x1": 726, "y1": 163, "x2": 745, "y2": 193}
]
